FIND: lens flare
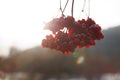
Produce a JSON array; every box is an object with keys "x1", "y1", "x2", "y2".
[{"x1": 77, "y1": 56, "x2": 84, "y2": 64}]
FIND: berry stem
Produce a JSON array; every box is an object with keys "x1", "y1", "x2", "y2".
[
  {"x1": 60, "y1": 0, "x2": 63, "y2": 15},
  {"x1": 60, "y1": 0, "x2": 69, "y2": 16},
  {"x1": 82, "y1": 0, "x2": 86, "y2": 12},
  {"x1": 63, "y1": 0, "x2": 69, "y2": 13},
  {"x1": 71, "y1": 0, "x2": 74, "y2": 17},
  {"x1": 88, "y1": 0, "x2": 90, "y2": 18}
]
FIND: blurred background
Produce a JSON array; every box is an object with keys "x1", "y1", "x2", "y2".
[{"x1": 0, "y1": 0, "x2": 120, "y2": 80}]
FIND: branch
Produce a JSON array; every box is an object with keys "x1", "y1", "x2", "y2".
[{"x1": 71, "y1": 0, "x2": 74, "y2": 17}]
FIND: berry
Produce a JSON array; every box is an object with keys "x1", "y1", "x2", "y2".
[{"x1": 42, "y1": 16, "x2": 104, "y2": 54}]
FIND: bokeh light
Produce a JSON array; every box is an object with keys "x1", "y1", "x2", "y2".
[{"x1": 77, "y1": 56, "x2": 85, "y2": 64}]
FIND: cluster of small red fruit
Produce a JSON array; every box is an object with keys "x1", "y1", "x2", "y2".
[{"x1": 42, "y1": 16, "x2": 104, "y2": 54}]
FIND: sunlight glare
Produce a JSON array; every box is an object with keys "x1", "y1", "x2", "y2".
[
  {"x1": 0, "y1": 0, "x2": 58, "y2": 56},
  {"x1": 77, "y1": 56, "x2": 85, "y2": 64}
]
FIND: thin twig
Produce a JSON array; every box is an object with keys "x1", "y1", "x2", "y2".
[
  {"x1": 59, "y1": 0, "x2": 69, "y2": 16},
  {"x1": 71, "y1": 0, "x2": 74, "y2": 17},
  {"x1": 62, "y1": 0, "x2": 70, "y2": 13},
  {"x1": 82, "y1": 0, "x2": 86, "y2": 12},
  {"x1": 60, "y1": 0, "x2": 64, "y2": 16},
  {"x1": 88, "y1": 0, "x2": 90, "y2": 18}
]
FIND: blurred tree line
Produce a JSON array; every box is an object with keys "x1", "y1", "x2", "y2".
[{"x1": 1, "y1": 25, "x2": 120, "y2": 80}]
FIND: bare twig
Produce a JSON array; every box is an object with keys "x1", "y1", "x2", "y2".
[
  {"x1": 60, "y1": 0, "x2": 70, "y2": 16},
  {"x1": 71, "y1": 0, "x2": 74, "y2": 17}
]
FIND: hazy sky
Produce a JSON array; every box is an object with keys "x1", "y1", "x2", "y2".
[{"x1": 0, "y1": 0, "x2": 120, "y2": 56}]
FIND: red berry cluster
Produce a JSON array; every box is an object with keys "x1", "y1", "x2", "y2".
[{"x1": 42, "y1": 16, "x2": 104, "y2": 54}]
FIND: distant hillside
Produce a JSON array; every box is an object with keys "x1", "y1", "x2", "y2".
[
  {"x1": 90, "y1": 26, "x2": 120, "y2": 59},
  {"x1": 1, "y1": 26, "x2": 120, "y2": 79}
]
